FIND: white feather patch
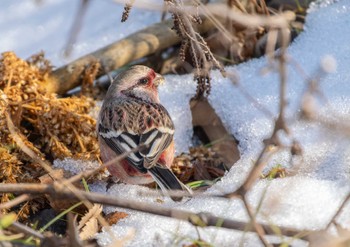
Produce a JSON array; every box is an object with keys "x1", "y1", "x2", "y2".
[
  {"x1": 121, "y1": 134, "x2": 137, "y2": 148},
  {"x1": 120, "y1": 142, "x2": 132, "y2": 152},
  {"x1": 120, "y1": 141, "x2": 141, "y2": 162},
  {"x1": 143, "y1": 131, "x2": 158, "y2": 145},
  {"x1": 157, "y1": 126, "x2": 174, "y2": 134},
  {"x1": 129, "y1": 152, "x2": 141, "y2": 162},
  {"x1": 147, "y1": 137, "x2": 162, "y2": 157},
  {"x1": 99, "y1": 130, "x2": 122, "y2": 138}
]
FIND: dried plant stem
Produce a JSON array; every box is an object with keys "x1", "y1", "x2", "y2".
[
  {"x1": 63, "y1": 0, "x2": 90, "y2": 57},
  {"x1": 66, "y1": 144, "x2": 145, "y2": 185},
  {"x1": 224, "y1": 25, "x2": 290, "y2": 199},
  {"x1": 0, "y1": 183, "x2": 311, "y2": 241},
  {"x1": 10, "y1": 221, "x2": 44, "y2": 240},
  {"x1": 111, "y1": 0, "x2": 295, "y2": 28},
  {"x1": 326, "y1": 192, "x2": 350, "y2": 229},
  {"x1": 5, "y1": 112, "x2": 53, "y2": 174},
  {"x1": 0, "y1": 194, "x2": 35, "y2": 210},
  {"x1": 220, "y1": 24, "x2": 291, "y2": 246},
  {"x1": 234, "y1": 81, "x2": 274, "y2": 118},
  {"x1": 242, "y1": 196, "x2": 271, "y2": 247},
  {"x1": 225, "y1": 145, "x2": 280, "y2": 198}
]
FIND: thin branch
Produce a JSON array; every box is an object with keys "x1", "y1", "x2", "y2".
[
  {"x1": 224, "y1": 25, "x2": 291, "y2": 199},
  {"x1": 227, "y1": 71, "x2": 274, "y2": 118},
  {"x1": 10, "y1": 221, "x2": 44, "y2": 240},
  {"x1": 110, "y1": 0, "x2": 295, "y2": 29},
  {"x1": 63, "y1": 0, "x2": 90, "y2": 57},
  {"x1": 326, "y1": 192, "x2": 350, "y2": 229},
  {"x1": 66, "y1": 144, "x2": 145, "y2": 184},
  {"x1": 0, "y1": 183, "x2": 312, "y2": 241},
  {"x1": 242, "y1": 196, "x2": 271, "y2": 247},
  {"x1": 5, "y1": 111, "x2": 53, "y2": 175},
  {"x1": 225, "y1": 144, "x2": 280, "y2": 198},
  {"x1": 0, "y1": 194, "x2": 35, "y2": 210}
]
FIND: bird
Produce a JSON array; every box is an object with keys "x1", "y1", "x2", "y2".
[{"x1": 97, "y1": 65, "x2": 191, "y2": 200}]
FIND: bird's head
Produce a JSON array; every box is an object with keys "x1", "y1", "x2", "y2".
[{"x1": 106, "y1": 65, "x2": 164, "y2": 102}]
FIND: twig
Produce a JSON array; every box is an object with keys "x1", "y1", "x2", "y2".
[
  {"x1": 326, "y1": 192, "x2": 350, "y2": 229},
  {"x1": 0, "y1": 183, "x2": 312, "y2": 240},
  {"x1": 66, "y1": 144, "x2": 145, "y2": 184},
  {"x1": 242, "y1": 196, "x2": 271, "y2": 247},
  {"x1": 67, "y1": 213, "x2": 84, "y2": 247},
  {"x1": 5, "y1": 111, "x2": 53, "y2": 175},
  {"x1": 63, "y1": 0, "x2": 90, "y2": 57},
  {"x1": 227, "y1": 71, "x2": 274, "y2": 118},
  {"x1": 0, "y1": 194, "x2": 35, "y2": 210},
  {"x1": 111, "y1": 0, "x2": 295, "y2": 28},
  {"x1": 224, "y1": 25, "x2": 290, "y2": 199},
  {"x1": 224, "y1": 144, "x2": 280, "y2": 198},
  {"x1": 10, "y1": 221, "x2": 44, "y2": 240}
]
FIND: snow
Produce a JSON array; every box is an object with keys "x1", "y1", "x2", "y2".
[
  {"x1": 0, "y1": 0, "x2": 161, "y2": 67},
  {"x1": 53, "y1": 157, "x2": 101, "y2": 175},
  {"x1": 2, "y1": 0, "x2": 350, "y2": 246}
]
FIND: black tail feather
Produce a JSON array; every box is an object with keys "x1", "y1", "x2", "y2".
[{"x1": 149, "y1": 166, "x2": 192, "y2": 201}]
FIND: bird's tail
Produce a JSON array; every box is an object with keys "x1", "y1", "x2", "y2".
[{"x1": 149, "y1": 165, "x2": 192, "y2": 201}]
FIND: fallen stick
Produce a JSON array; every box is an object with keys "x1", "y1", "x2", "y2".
[{"x1": 48, "y1": 19, "x2": 214, "y2": 94}]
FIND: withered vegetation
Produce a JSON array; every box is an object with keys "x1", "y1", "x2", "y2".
[
  {"x1": 173, "y1": 146, "x2": 226, "y2": 184},
  {"x1": 0, "y1": 52, "x2": 99, "y2": 219}
]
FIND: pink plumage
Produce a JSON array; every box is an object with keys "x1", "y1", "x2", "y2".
[{"x1": 98, "y1": 65, "x2": 191, "y2": 200}]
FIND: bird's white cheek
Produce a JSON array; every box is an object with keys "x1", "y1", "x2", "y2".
[{"x1": 133, "y1": 88, "x2": 157, "y2": 102}]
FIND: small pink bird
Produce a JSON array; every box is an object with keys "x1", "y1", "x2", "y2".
[{"x1": 98, "y1": 65, "x2": 191, "y2": 199}]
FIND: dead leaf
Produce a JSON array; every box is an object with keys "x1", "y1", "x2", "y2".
[
  {"x1": 78, "y1": 204, "x2": 102, "y2": 240},
  {"x1": 39, "y1": 169, "x2": 86, "y2": 212},
  {"x1": 105, "y1": 211, "x2": 129, "y2": 225}
]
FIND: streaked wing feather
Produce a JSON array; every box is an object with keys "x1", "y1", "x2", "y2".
[
  {"x1": 99, "y1": 124, "x2": 146, "y2": 172},
  {"x1": 98, "y1": 97, "x2": 175, "y2": 172},
  {"x1": 139, "y1": 129, "x2": 173, "y2": 167}
]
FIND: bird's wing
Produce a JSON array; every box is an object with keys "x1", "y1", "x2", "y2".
[
  {"x1": 98, "y1": 97, "x2": 174, "y2": 172},
  {"x1": 139, "y1": 126, "x2": 173, "y2": 169}
]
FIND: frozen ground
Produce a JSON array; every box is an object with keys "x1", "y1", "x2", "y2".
[{"x1": 1, "y1": 0, "x2": 350, "y2": 246}]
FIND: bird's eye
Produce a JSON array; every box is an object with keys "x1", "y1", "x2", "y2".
[{"x1": 139, "y1": 78, "x2": 149, "y2": 85}]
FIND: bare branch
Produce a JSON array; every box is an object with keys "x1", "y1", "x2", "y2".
[
  {"x1": 63, "y1": 0, "x2": 90, "y2": 57},
  {"x1": 0, "y1": 194, "x2": 35, "y2": 210},
  {"x1": 10, "y1": 221, "x2": 44, "y2": 240},
  {"x1": 242, "y1": 196, "x2": 271, "y2": 247},
  {"x1": 0, "y1": 183, "x2": 312, "y2": 241},
  {"x1": 326, "y1": 191, "x2": 350, "y2": 229}
]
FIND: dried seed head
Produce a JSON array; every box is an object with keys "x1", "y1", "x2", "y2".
[{"x1": 121, "y1": 0, "x2": 135, "y2": 23}]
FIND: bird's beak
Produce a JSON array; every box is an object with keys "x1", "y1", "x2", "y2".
[{"x1": 153, "y1": 73, "x2": 165, "y2": 87}]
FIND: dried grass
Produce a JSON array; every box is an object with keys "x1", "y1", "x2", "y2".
[{"x1": 0, "y1": 52, "x2": 99, "y2": 219}]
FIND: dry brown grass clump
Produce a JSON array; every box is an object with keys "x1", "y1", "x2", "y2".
[{"x1": 0, "y1": 52, "x2": 99, "y2": 218}]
